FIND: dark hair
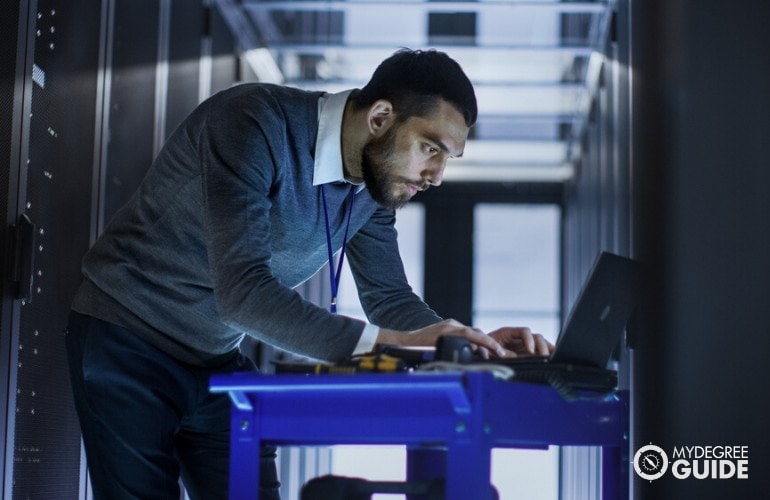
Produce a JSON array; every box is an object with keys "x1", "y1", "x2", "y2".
[{"x1": 351, "y1": 48, "x2": 477, "y2": 127}]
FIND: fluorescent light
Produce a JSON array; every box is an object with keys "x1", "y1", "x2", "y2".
[{"x1": 444, "y1": 164, "x2": 574, "y2": 182}]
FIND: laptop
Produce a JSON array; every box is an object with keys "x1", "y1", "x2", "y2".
[{"x1": 470, "y1": 251, "x2": 641, "y2": 394}]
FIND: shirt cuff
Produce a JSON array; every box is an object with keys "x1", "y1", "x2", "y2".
[{"x1": 352, "y1": 323, "x2": 379, "y2": 355}]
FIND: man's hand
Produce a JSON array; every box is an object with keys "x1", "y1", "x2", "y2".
[
  {"x1": 487, "y1": 326, "x2": 554, "y2": 358},
  {"x1": 377, "y1": 319, "x2": 508, "y2": 358},
  {"x1": 376, "y1": 320, "x2": 554, "y2": 359}
]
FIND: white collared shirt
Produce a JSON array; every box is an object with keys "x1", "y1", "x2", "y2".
[{"x1": 314, "y1": 90, "x2": 378, "y2": 355}]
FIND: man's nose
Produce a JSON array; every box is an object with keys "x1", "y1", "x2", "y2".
[{"x1": 423, "y1": 161, "x2": 446, "y2": 187}]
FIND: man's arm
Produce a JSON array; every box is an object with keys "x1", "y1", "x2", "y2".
[{"x1": 346, "y1": 206, "x2": 443, "y2": 330}]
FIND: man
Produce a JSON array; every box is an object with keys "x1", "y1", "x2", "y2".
[{"x1": 65, "y1": 48, "x2": 552, "y2": 499}]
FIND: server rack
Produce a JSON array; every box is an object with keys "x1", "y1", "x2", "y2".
[{"x1": 1, "y1": 1, "x2": 237, "y2": 498}]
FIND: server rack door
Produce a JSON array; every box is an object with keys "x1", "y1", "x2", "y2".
[
  {"x1": 0, "y1": 0, "x2": 25, "y2": 492},
  {"x1": 3, "y1": 0, "x2": 232, "y2": 497},
  {"x1": 2, "y1": 0, "x2": 104, "y2": 498}
]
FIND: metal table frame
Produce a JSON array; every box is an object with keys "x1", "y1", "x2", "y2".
[{"x1": 210, "y1": 371, "x2": 628, "y2": 500}]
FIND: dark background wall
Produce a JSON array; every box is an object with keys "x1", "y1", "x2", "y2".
[{"x1": 631, "y1": 0, "x2": 770, "y2": 498}]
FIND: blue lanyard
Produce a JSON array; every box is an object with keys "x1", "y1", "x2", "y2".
[{"x1": 321, "y1": 184, "x2": 357, "y2": 313}]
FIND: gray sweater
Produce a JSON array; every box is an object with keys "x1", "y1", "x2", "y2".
[{"x1": 72, "y1": 83, "x2": 441, "y2": 366}]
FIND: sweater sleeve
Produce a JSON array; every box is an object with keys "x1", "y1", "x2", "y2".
[{"x1": 346, "y1": 206, "x2": 443, "y2": 330}]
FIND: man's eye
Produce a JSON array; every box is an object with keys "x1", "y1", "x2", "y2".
[{"x1": 424, "y1": 145, "x2": 438, "y2": 154}]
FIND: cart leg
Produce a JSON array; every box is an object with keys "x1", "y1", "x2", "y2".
[
  {"x1": 406, "y1": 447, "x2": 445, "y2": 500},
  {"x1": 228, "y1": 407, "x2": 260, "y2": 500},
  {"x1": 445, "y1": 442, "x2": 494, "y2": 500}
]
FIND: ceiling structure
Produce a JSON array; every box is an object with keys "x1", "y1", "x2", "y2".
[{"x1": 214, "y1": 0, "x2": 614, "y2": 183}]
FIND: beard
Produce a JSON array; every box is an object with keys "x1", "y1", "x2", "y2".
[{"x1": 361, "y1": 125, "x2": 417, "y2": 210}]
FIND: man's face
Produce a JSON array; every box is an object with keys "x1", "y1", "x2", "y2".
[{"x1": 362, "y1": 100, "x2": 469, "y2": 209}]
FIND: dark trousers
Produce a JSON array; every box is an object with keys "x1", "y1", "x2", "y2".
[{"x1": 65, "y1": 311, "x2": 280, "y2": 499}]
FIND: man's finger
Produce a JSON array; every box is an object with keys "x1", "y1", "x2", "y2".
[
  {"x1": 534, "y1": 335, "x2": 552, "y2": 355},
  {"x1": 465, "y1": 328, "x2": 507, "y2": 357},
  {"x1": 516, "y1": 328, "x2": 535, "y2": 353}
]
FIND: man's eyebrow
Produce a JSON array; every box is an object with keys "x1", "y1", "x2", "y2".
[{"x1": 425, "y1": 133, "x2": 464, "y2": 158}]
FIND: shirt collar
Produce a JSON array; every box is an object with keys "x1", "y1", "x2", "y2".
[{"x1": 313, "y1": 89, "x2": 365, "y2": 192}]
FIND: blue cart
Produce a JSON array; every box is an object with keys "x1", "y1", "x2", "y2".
[{"x1": 210, "y1": 371, "x2": 628, "y2": 500}]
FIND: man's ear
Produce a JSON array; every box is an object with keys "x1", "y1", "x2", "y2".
[{"x1": 367, "y1": 99, "x2": 395, "y2": 137}]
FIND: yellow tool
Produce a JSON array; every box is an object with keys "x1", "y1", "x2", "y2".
[{"x1": 308, "y1": 354, "x2": 406, "y2": 374}]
